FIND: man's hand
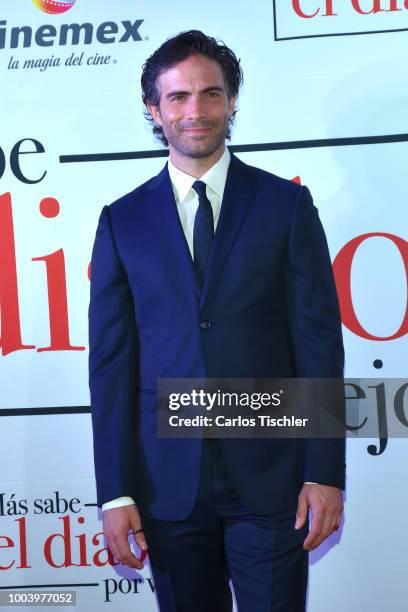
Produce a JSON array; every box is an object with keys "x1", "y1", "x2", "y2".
[
  {"x1": 103, "y1": 504, "x2": 148, "y2": 569},
  {"x1": 295, "y1": 483, "x2": 343, "y2": 551}
]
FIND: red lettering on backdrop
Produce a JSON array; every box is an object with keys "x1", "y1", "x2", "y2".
[
  {"x1": 34, "y1": 196, "x2": 84, "y2": 351},
  {"x1": 16, "y1": 517, "x2": 30, "y2": 569},
  {"x1": 292, "y1": 0, "x2": 408, "y2": 16},
  {"x1": 44, "y1": 515, "x2": 74, "y2": 568},
  {"x1": 75, "y1": 515, "x2": 91, "y2": 567},
  {"x1": 92, "y1": 532, "x2": 118, "y2": 567},
  {"x1": 292, "y1": 0, "x2": 337, "y2": 17},
  {"x1": 351, "y1": 0, "x2": 384, "y2": 14},
  {"x1": 333, "y1": 233, "x2": 408, "y2": 340},
  {"x1": 322, "y1": 0, "x2": 337, "y2": 15},
  {"x1": 387, "y1": 0, "x2": 402, "y2": 10},
  {"x1": 32, "y1": 249, "x2": 85, "y2": 352},
  {"x1": 0, "y1": 536, "x2": 15, "y2": 570},
  {"x1": 0, "y1": 517, "x2": 31, "y2": 570},
  {"x1": 0, "y1": 192, "x2": 35, "y2": 356},
  {"x1": 43, "y1": 515, "x2": 116, "y2": 568},
  {"x1": 292, "y1": 0, "x2": 320, "y2": 18}
]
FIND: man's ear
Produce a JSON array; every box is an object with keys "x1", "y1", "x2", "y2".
[{"x1": 147, "y1": 102, "x2": 162, "y2": 126}]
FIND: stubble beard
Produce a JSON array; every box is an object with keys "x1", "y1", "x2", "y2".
[{"x1": 164, "y1": 115, "x2": 230, "y2": 160}]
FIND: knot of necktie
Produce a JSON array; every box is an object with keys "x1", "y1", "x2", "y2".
[{"x1": 192, "y1": 180, "x2": 208, "y2": 201}]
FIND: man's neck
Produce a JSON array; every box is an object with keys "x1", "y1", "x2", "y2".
[{"x1": 168, "y1": 144, "x2": 226, "y2": 178}]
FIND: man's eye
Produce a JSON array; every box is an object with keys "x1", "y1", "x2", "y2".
[
  {"x1": 207, "y1": 91, "x2": 219, "y2": 97},
  {"x1": 172, "y1": 95, "x2": 186, "y2": 101}
]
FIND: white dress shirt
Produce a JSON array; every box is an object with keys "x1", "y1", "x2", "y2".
[
  {"x1": 167, "y1": 146, "x2": 231, "y2": 257},
  {"x1": 101, "y1": 147, "x2": 315, "y2": 512}
]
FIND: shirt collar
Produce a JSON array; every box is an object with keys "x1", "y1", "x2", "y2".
[{"x1": 168, "y1": 147, "x2": 231, "y2": 203}]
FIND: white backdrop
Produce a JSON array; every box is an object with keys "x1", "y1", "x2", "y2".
[{"x1": 0, "y1": 1, "x2": 407, "y2": 610}]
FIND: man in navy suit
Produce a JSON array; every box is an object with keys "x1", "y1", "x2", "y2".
[{"x1": 89, "y1": 30, "x2": 345, "y2": 611}]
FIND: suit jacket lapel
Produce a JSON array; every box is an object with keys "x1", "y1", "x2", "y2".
[
  {"x1": 200, "y1": 153, "x2": 256, "y2": 307},
  {"x1": 145, "y1": 163, "x2": 202, "y2": 300},
  {"x1": 143, "y1": 154, "x2": 256, "y2": 306}
]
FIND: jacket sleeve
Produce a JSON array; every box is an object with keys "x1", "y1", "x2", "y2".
[
  {"x1": 285, "y1": 185, "x2": 346, "y2": 489},
  {"x1": 88, "y1": 205, "x2": 139, "y2": 507}
]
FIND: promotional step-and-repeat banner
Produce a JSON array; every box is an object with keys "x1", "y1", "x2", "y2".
[{"x1": 1, "y1": 1, "x2": 407, "y2": 610}]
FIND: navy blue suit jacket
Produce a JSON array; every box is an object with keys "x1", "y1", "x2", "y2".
[{"x1": 89, "y1": 152, "x2": 345, "y2": 520}]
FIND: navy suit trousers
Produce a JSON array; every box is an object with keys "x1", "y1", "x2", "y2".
[{"x1": 142, "y1": 439, "x2": 309, "y2": 612}]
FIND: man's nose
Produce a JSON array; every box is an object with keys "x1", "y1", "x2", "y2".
[{"x1": 186, "y1": 96, "x2": 205, "y2": 120}]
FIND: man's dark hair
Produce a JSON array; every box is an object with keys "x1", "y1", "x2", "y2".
[{"x1": 141, "y1": 30, "x2": 243, "y2": 146}]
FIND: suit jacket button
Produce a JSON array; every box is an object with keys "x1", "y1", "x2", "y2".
[{"x1": 200, "y1": 320, "x2": 211, "y2": 329}]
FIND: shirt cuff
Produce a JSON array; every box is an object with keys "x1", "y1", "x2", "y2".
[
  {"x1": 102, "y1": 496, "x2": 136, "y2": 511},
  {"x1": 304, "y1": 481, "x2": 318, "y2": 485}
]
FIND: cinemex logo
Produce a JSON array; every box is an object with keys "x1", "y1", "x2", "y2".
[
  {"x1": 0, "y1": 18, "x2": 144, "y2": 49},
  {"x1": 32, "y1": 0, "x2": 77, "y2": 15},
  {"x1": 273, "y1": 0, "x2": 408, "y2": 40}
]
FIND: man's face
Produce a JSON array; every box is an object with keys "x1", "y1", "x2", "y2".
[{"x1": 147, "y1": 54, "x2": 236, "y2": 160}]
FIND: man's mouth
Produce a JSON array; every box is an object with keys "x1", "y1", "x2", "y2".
[
  {"x1": 181, "y1": 122, "x2": 214, "y2": 135},
  {"x1": 183, "y1": 127, "x2": 212, "y2": 134}
]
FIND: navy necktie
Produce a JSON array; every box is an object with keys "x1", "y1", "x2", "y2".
[{"x1": 192, "y1": 180, "x2": 214, "y2": 286}]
